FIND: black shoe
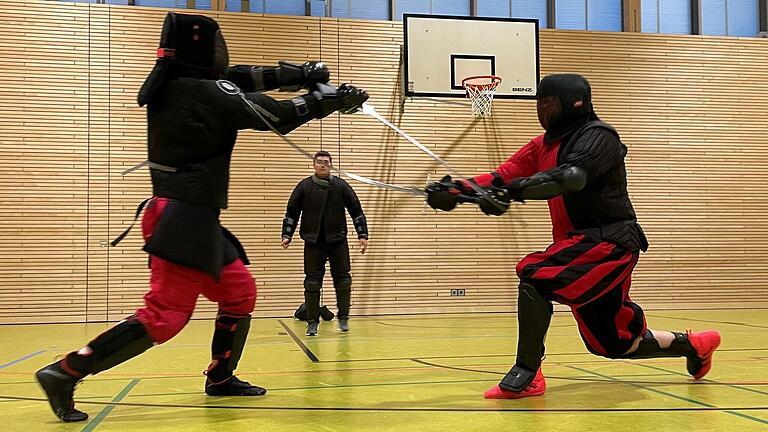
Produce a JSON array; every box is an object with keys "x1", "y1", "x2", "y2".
[
  {"x1": 205, "y1": 376, "x2": 267, "y2": 396},
  {"x1": 307, "y1": 321, "x2": 318, "y2": 336},
  {"x1": 35, "y1": 362, "x2": 89, "y2": 422}
]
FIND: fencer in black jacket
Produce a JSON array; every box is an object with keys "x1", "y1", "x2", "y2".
[{"x1": 281, "y1": 151, "x2": 368, "y2": 336}]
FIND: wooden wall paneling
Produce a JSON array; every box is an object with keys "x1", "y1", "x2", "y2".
[
  {"x1": 84, "y1": 4, "x2": 112, "y2": 322},
  {"x1": 333, "y1": 18, "x2": 549, "y2": 315},
  {"x1": 103, "y1": 7, "x2": 165, "y2": 321},
  {"x1": 1, "y1": 2, "x2": 767, "y2": 323},
  {"x1": 217, "y1": 12, "x2": 327, "y2": 317},
  {"x1": 0, "y1": 1, "x2": 91, "y2": 323}
]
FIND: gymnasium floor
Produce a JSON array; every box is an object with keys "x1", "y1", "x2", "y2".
[{"x1": 0, "y1": 310, "x2": 766, "y2": 431}]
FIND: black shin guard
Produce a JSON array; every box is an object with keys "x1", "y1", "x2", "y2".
[
  {"x1": 499, "y1": 283, "x2": 552, "y2": 392},
  {"x1": 64, "y1": 317, "x2": 154, "y2": 376},
  {"x1": 334, "y1": 277, "x2": 351, "y2": 319},
  {"x1": 205, "y1": 313, "x2": 266, "y2": 396},
  {"x1": 206, "y1": 313, "x2": 251, "y2": 383},
  {"x1": 304, "y1": 279, "x2": 322, "y2": 323},
  {"x1": 515, "y1": 283, "x2": 553, "y2": 371},
  {"x1": 622, "y1": 330, "x2": 696, "y2": 359}
]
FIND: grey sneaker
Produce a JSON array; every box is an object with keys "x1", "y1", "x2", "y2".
[
  {"x1": 338, "y1": 319, "x2": 349, "y2": 332},
  {"x1": 306, "y1": 321, "x2": 318, "y2": 336}
]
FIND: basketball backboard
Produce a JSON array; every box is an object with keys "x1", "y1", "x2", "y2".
[{"x1": 403, "y1": 14, "x2": 540, "y2": 99}]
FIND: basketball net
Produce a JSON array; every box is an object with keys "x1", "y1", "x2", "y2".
[{"x1": 462, "y1": 75, "x2": 502, "y2": 118}]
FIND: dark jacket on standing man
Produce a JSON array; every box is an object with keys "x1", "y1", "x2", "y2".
[{"x1": 281, "y1": 175, "x2": 368, "y2": 244}]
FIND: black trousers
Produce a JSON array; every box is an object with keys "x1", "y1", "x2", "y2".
[{"x1": 303, "y1": 239, "x2": 352, "y2": 322}]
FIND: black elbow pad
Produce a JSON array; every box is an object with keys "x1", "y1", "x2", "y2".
[{"x1": 562, "y1": 166, "x2": 587, "y2": 191}]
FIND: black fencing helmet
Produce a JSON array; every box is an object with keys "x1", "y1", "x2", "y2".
[
  {"x1": 138, "y1": 12, "x2": 229, "y2": 106},
  {"x1": 536, "y1": 74, "x2": 598, "y2": 143}
]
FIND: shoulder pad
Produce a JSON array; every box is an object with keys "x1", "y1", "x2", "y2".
[
  {"x1": 215, "y1": 80, "x2": 241, "y2": 95},
  {"x1": 583, "y1": 120, "x2": 618, "y2": 136}
]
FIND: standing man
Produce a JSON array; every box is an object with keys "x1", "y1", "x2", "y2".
[
  {"x1": 281, "y1": 151, "x2": 369, "y2": 336},
  {"x1": 426, "y1": 74, "x2": 720, "y2": 399},
  {"x1": 35, "y1": 12, "x2": 368, "y2": 422}
]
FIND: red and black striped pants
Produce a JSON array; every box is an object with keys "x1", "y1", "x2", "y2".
[{"x1": 516, "y1": 233, "x2": 648, "y2": 358}]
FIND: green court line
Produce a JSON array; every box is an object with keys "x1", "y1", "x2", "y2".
[
  {"x1": 567, "y1": 365, "x2": 768, "y2": 425},
  {"x1": 411, "y1": 358, "x2": 502, "y2": 375},
  {"x1": 402, "y1": 358, "x2": 768, "y2": 388},
  {"x1": 375, "y1": 321, "x2": 574, "y2": 330},
  {"x1": 319, "y1": 347, "x2": 768, "y2": 363},
  {"x1": 80, "y1": 379, "x2": 141, "y2": 432},
  {"x1": 645, "y1": 314, "x2": 768, "y2": 329},
  {"x1": 625, "y1": 361, "x2": 768, "y2": 397},
  {"x1": 1, "y1": 393, "x2": 766, "y2": 413},
  {"x1": 111, "y1": 378, "x2": 502, "y2": 398},
  {"x1": 0, "y1": 350, "x2": 46, "y2": 369}
]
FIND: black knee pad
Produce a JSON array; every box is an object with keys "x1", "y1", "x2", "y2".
[
  {"x1": 602, "y1": 347, "x2": 630, "y2": 359},
  {"x1": 518, "y1": 281, "x2": 533, "y2": 293},
  {"x1": 519, "y1": 282, "x2": 551, "y2": 305},
  {"x1": 304, "y1": 279, "x2": 322, "y2": 293},
  {"x1": 333, "y1": 275, "x2": 351, "y2": 291},
  {"x1": 581, "y1": 340, "x2": 608, "y2": 357},
  {"x1": 589, "y1": 336, "x2": 636, "y2": 359}
]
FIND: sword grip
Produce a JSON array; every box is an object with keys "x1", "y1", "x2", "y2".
[{"x1": 456, "y1": 194, "x2": 480, "y2": 204}]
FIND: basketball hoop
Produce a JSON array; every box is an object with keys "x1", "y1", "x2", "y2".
[{"x1": 462, "y1": 75, "x2": 502, "y2": 118}]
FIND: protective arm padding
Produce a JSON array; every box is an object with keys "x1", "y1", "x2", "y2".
[
  {"x1": 342, "y1": 180, "x2": 368, "y2": 239},
  {"x1": 506, "y1": 165, "x2": 587, "y2": 201},
  {"x1": 282, "y1": 181, "x2": 304, "y2": 239},
  {"x1": 225, "y1": 61, "x2": 328, "y2": 93},
  {"x1": 504, "y1": 126, "x2": 622, "y2": 201},
  {"x1": 224, "y1": 65, "x2": 275, "y2": 92},
  {"x1": 225, "y1": 91, "x2": 319, "y2": 135},
  {"x1": 560, "y1": 126, "x2": 625, "y2": 180}
]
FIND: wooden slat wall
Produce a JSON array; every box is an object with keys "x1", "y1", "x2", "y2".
[
  {"x1": 1, "y1": 1, "x2": 767, "y2": 324},
  {"x1": 0, "y1": 3, "x2": 91, "y2": 323}
]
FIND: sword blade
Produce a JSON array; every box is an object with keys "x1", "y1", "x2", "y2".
[{"x1": 360, "y1": 102, "x2": 507, "y2": 212}]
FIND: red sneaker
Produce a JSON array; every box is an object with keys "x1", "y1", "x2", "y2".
[
  {"x1": 686, "y1": 330, "x2": 721, "y2": 380},
  {"x1": 484, "y1": 368, "x2": 546, "y2": 399}
]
